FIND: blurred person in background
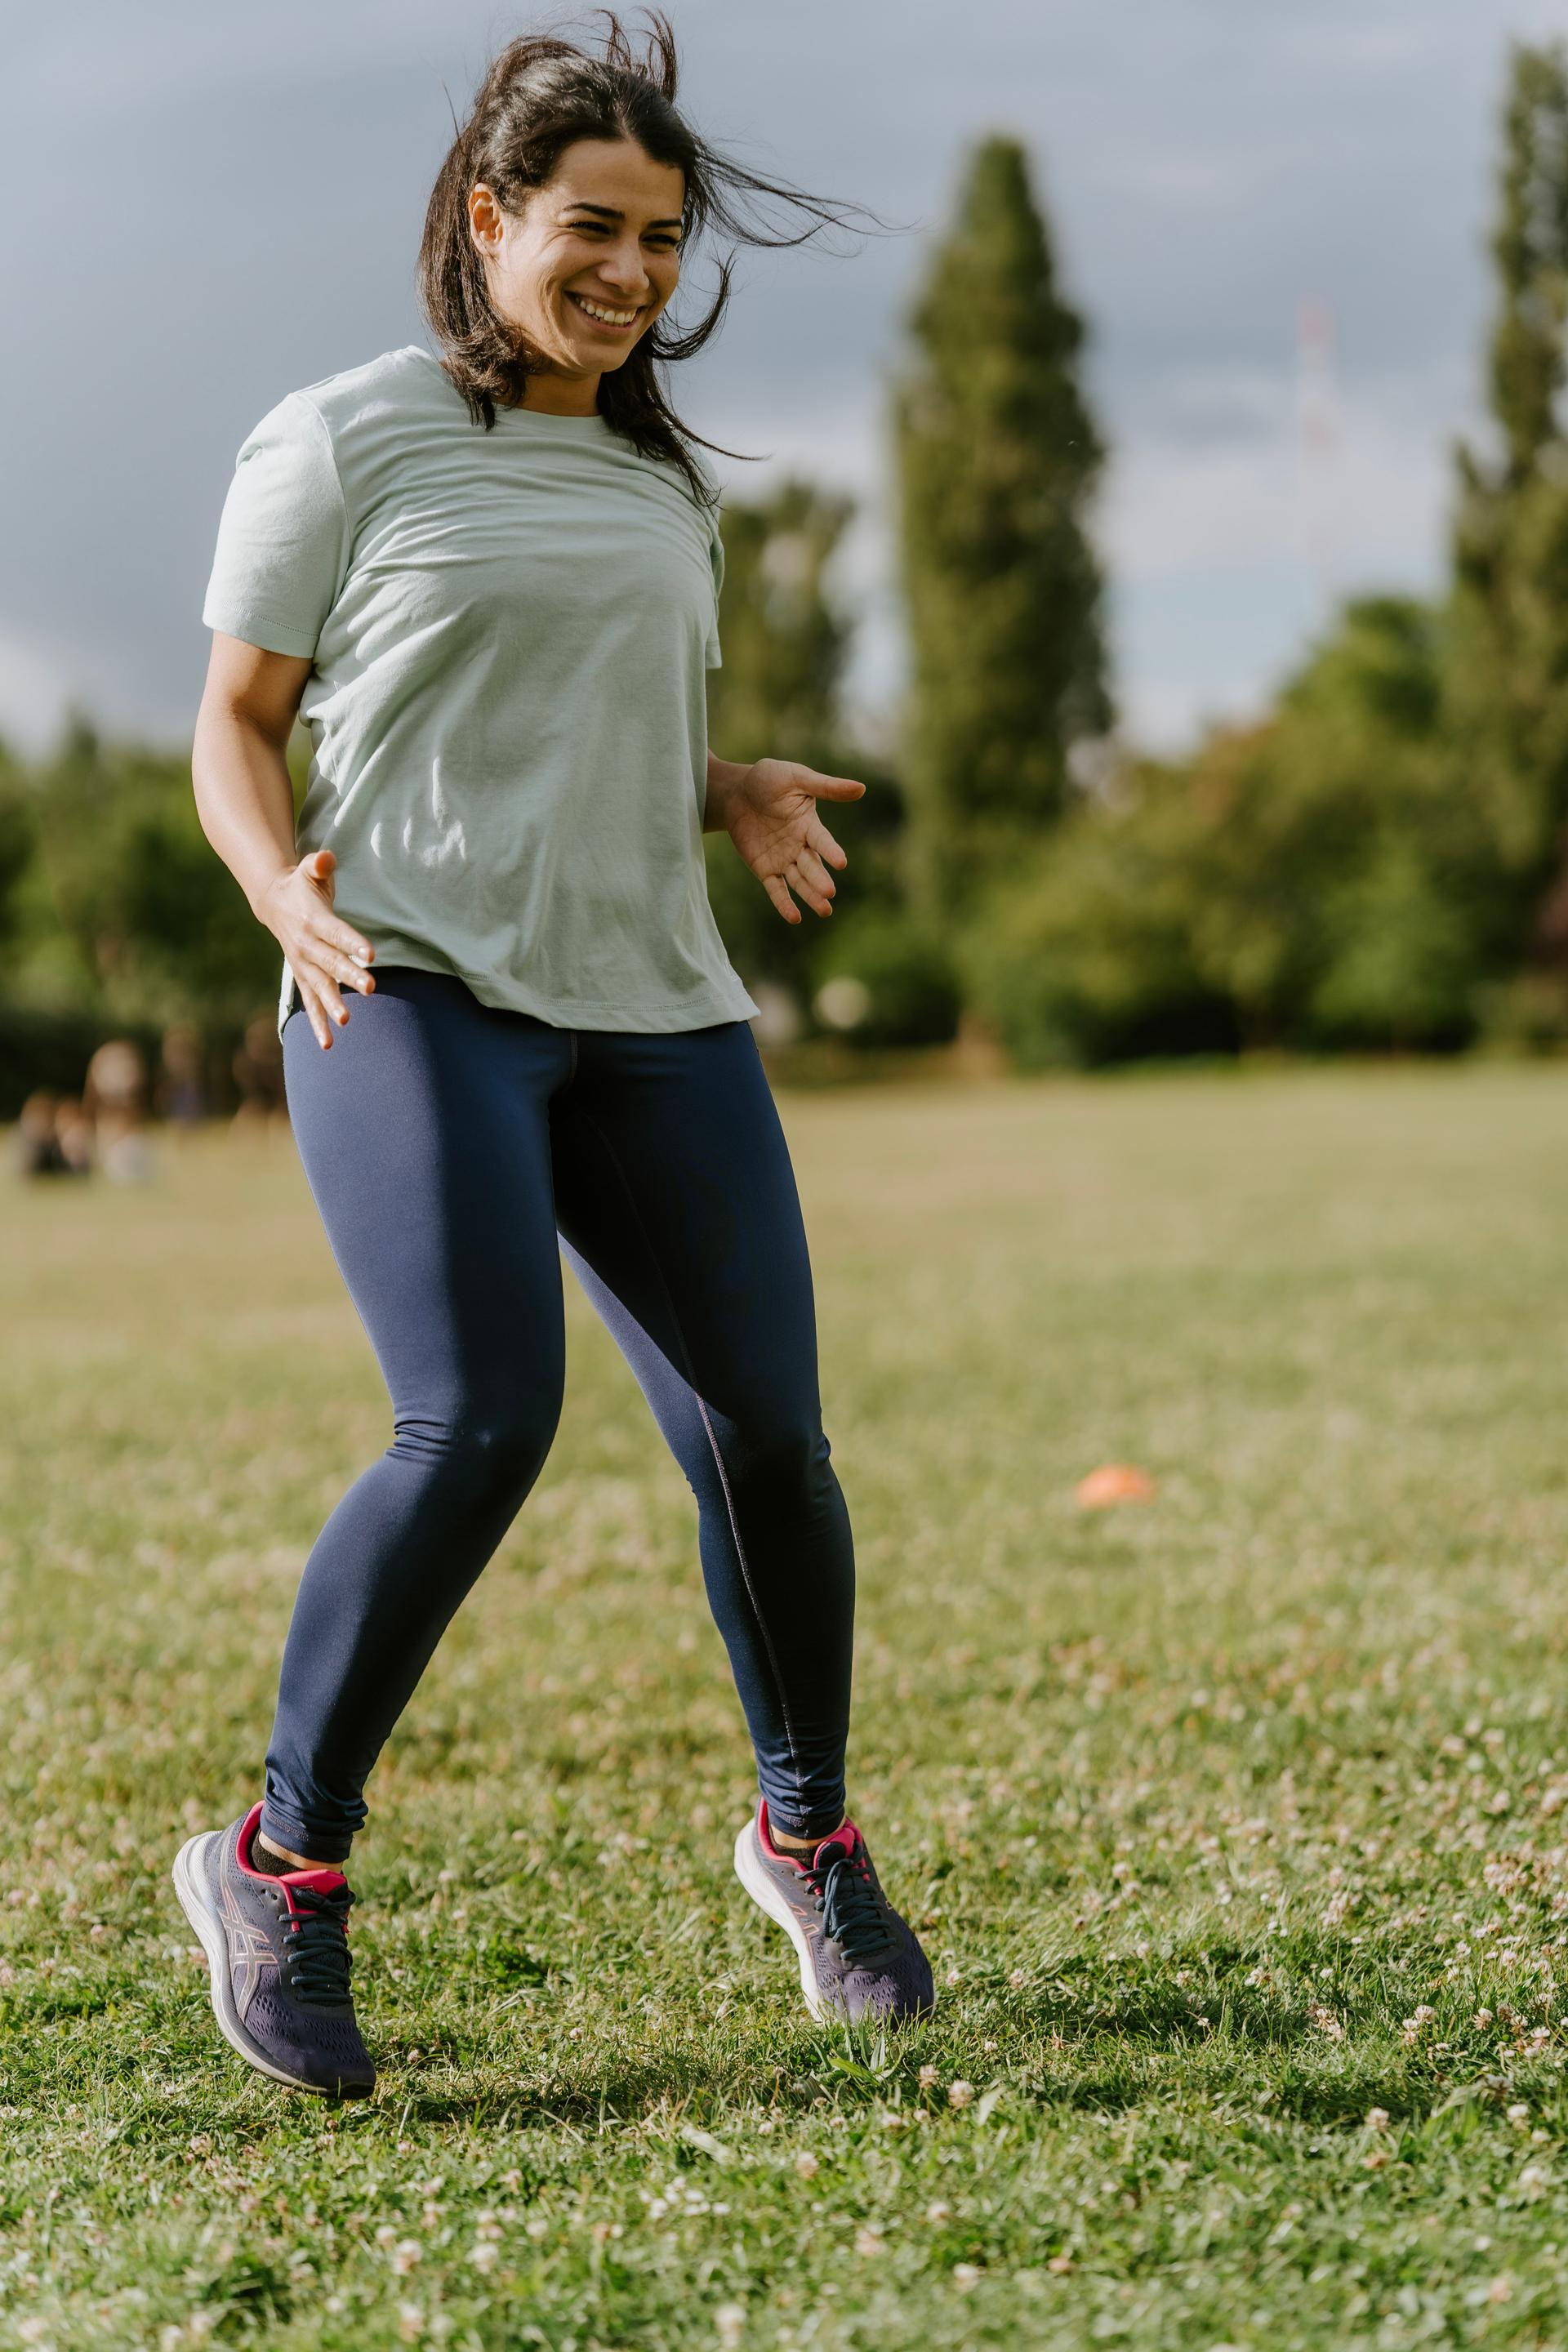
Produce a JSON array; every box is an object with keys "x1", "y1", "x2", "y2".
[
  {"x1": 230, "y1": 1012, "x2": 287, "y2": 1133},
  {"x1": 14, "y1": 1090, "x2": 69, "y2": 1178},
  {"x1": 84, "y1": 1037, "x2": 153, "y2": 1184},
  {"x1": 157, "y1": 1022, "x2": 208, "y2": 1129},
  {"x1": 53, "y1": 1094, "x2": 96, "y2": 1176},
  {"x1": 171, "y1": 12, "x2": 933, "y2": 2102}
]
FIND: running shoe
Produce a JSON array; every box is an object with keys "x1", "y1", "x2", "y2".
[
  {"x1": 733, "y1": 1802, "x2": 936, "y2": 2025},
  {"x1": 172, "y1": 1802, "x2": 375, "y2": 2097}
]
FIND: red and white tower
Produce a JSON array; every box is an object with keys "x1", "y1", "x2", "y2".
[{"x1": 1294, "y1": 296, "x2": 1342, "y2": 622}]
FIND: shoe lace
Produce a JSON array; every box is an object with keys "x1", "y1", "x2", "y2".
[
  {"x1": 808, "y1": 1843, "x2": 897, "y2": 1967},
  {"x1": 279, "y1": 1882, "x2": 355, "y2": 2007}
]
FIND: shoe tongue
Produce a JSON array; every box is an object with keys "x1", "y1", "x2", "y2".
[{"x1": 278, "y1": 1865, "x2": 346, "y2": 1895}]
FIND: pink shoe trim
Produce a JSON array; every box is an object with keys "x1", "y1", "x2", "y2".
[
  {"x1": 276, "y1": 1865, "x2": 349, "y2": 1895},
  {"x1": 757, "y1": 1799, "x2": 860, "y2": 1872},
  {"x1": 237, "y1": 1800, "x2": 347, "y2": 1895}
]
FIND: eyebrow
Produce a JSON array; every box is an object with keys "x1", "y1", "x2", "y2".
[{"x1": 564, "y1": 202, "x2": 685, "y2": 230}]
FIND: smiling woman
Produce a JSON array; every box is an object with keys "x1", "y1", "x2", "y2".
[
  {"x1": 178, "y1": 9, "x2": 933, "y2": 2103},
  {"x1": 416, "y1": 13, "x2": 867, "y2": 492},
  {"x1": 466, "y1": 144, "x2": 687, "y2": 374}
]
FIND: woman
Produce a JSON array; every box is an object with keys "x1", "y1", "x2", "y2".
[{"x1": 173, "y1": 14, "x2": 933, "y2": 2099}]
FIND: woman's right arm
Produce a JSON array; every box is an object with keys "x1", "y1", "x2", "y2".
[{"x1": 191, "y1": 630, "x2": 376, "y2": 1052}]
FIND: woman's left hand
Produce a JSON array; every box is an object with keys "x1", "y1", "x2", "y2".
[{"x1": 719, "y1": 757, "x2": 866, "y2": 924}]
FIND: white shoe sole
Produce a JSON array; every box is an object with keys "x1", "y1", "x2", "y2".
[
  {"x1": 172, "y1": 1833, "x2": 340, "y2": 2096},
  {"x1": 733, "y1": 1821, "x2": 830, "y2": 2022}
]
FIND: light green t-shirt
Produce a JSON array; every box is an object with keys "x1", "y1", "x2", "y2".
[{"x1": 202, "y1": 343, "x2": 760, "y2": 1039}]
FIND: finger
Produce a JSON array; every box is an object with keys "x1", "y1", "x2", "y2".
[
  {"x1": 808, "y1": 822, "x2": 849, "y2": 870},
  {"x1": 292, "y1": 959, "x2": 332, "y2": 1051},
  {"x1": 761, "y1": 872, "x2": 803, "y2": 924},
  {"x1": 304, "y1": 964, "x2": 351, "y2": 1031},
  {"x1": 793, "y1": 844, "x2": 837, "y2": 900},
  {"x1": 305, "y1": 931, "x2": 376, "y2": 994},
  {"x1": 300, "y1": 969, "x2": 338, "y2": 1040},
  {"x1": 298, "y1": 973, "x2": 335, "y2": 1050},
  {"x1": 802, "y1": 772, "x2": 866, "y2": 801},
  {"x1": 778, "y1": 862, "x2": 831, "y2": 917},
  {"x1": 319, "y1": 915, "x2": 374, "y2": 967}
]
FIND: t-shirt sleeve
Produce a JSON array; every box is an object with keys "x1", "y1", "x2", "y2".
[
  {"x1": 202, "y1": 392, "x2": 350, "y2": 659},
  {"x1": 705, "y1": 501, "x2": 725, "y2": 671}
]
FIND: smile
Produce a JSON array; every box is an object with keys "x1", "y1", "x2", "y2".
[{"x1": 567, "y1": 292, "x2": 641, "y2": 331}]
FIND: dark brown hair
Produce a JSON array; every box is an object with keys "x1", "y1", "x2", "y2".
[{"x1": 416, "y1": 10, "x2": 883, "y2": 507}]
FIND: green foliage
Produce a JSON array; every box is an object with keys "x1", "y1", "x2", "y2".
[
  {"x1": 19, "y1": 715, "x2": 278, "y2": 1027},
  {"x1": 0, "y1": 737, "x2": 36, "y2": 969},
  {"x1": 893, "y1": 134, "x2": 1111, "y2": 917},
  {"x1": 1481, "y1": 42, "x2": 1568, "y2": 489},
  {"x1": 1450, "y1": 42, "x2": 1568, "y2": 922},
  {"x1": 939, "y1": 54, "x2": 1568, "y2": 1070},
  {"x1": 810, "y1": 903, "x2": 962, "y2": 1047},
  {"x1": 702, "y1": 481, "x2": 914, "y2": 1008},
  {"x1": 955, "y1": 776, "x2": 1236, "y2": 1068},
  {"x1": 1309, "y1": 835, "x2": 1480, "y2": 1047},
  {"x1": 706, "y1": 478, "x2": 855, "y2": 775},
  {"x1": 960, "y1": 599, "x2": 1507, "y2": 1064}
]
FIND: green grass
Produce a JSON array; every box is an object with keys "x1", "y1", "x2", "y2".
[{"x1": 8, "y1": 1062, "x2": 1568, "y2": 2347}]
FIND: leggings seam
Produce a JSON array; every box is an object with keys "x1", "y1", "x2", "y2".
[{"x1": 568, "y1": 1098, "x2": 811, "y2": 1820}]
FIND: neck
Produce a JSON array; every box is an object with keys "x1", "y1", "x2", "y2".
[{"x1": 516, "y1": 371, "x2": 604, "y2": 419}]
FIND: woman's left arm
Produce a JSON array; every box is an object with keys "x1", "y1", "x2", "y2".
[{"x1": 705, "y1": 751, "x2": 867, "y2": 924}]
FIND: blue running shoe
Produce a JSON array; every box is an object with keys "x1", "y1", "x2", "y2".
[
  {"x1": 733, "y1": 1802, "x2": 936, "y2": 2025},
  {"x1": 172, "y1": 1802, "x2": 375, "y2": 2097}
]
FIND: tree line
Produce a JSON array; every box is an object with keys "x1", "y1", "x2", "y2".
[
  {"x1": 1, "y1": 40, "x2": 1564, "y2": 1107},
  {"x1": 715, "y1": 38, "x2": 1568, "y2": 1067}
]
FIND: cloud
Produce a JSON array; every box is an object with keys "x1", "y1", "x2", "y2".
[
  {"x1": 0, "y1": 624, "x2": 189, "y2": 761},
  {"x1": 0, "y1": 0, "x2": 1554, "y2": 762},
  {"x1": 1101, "y1": 396, "x2": 1454, "y2": 582},
  {"x1": 0, "y1": 630, "x2": 81, "y2": 760}
]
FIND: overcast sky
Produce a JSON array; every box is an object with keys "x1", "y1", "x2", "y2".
[{"x1": 2, "y1": 0, "x2": 1560, "y2": 760}]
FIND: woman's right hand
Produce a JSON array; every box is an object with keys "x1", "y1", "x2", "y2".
[{"x1": 258, "y1": 849, "x2": 376, "y2": 1051}]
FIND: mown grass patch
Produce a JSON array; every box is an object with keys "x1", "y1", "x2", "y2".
[{"x1": 7, "y1": 1066, "x2": 1568, "y2": 2345}]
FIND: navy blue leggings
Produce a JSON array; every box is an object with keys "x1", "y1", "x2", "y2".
[{"x1": 261, "y1": 966, "x2": 855, "y2": 1864}]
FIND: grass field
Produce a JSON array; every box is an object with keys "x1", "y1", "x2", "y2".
[{"x1": 9, "y1": 1062, "x2": 1568, "y2": 2349}]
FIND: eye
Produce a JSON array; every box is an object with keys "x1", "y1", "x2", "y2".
[{"x1": 567, "y1": 219, "x2": 679, "y2": 252}]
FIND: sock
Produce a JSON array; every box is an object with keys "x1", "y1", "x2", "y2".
[
  {"x1": 770, "y1": 1815, "x2": 848, "y2": 1857},
  {"x1": 253, "y1": 1833, "x2": 315, "y2": 1878}
]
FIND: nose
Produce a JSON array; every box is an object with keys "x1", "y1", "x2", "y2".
[{"x1": 596, "y1": 234, "x2": 651, "y2": 296}]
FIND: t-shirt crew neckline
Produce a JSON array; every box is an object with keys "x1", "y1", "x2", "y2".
[{"x1": 402, "y1": 343, "x2": 613, "y2": 436}]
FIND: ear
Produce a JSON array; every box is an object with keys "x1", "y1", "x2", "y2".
[{"x1": 468, "y1": 182, "x2": 506, "y2": 257}]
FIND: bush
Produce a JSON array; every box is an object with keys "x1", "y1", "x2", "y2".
[
  {"x1": 1307, "y1": 832, "x2": 1479, "y2": 1049},
  {"x1": 955, "y1": 597, "x2": 1516, "y2": 1067},
  {"x1": 15, "y1": 719, "x2": 278, "y2": 1028},
  {"x1": 954, "y1": 813, "x2": 1236, "y2": 1068},
  {"x1": 808, "y1": 905, "x2": 961, "y2": 1047}
]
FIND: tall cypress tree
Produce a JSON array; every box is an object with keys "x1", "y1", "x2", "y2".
[
  {"x1": 893, "y1": 134, "x2": 1111, "y2": 917},
  {"x1": 705, "y1": 478, "x2": 855, "y2": 775},
  {"x1": 1451, "y1": 42, "x2": 1568, "y2": 910},
  {"x1": 703, "y1": 479, "x2": 863, "y2": 991}
]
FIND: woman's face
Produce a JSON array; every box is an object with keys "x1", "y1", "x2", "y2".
[{"x1": 469, "y1": 137, "x2": 686, "y2": 380}]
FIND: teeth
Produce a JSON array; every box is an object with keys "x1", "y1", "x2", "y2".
[{"x1": 575, "y1": 295, "x2": 637, "y2": 325}]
